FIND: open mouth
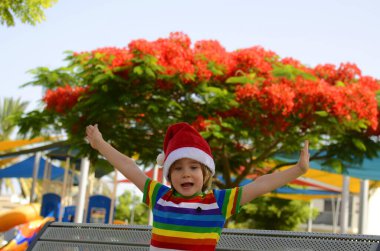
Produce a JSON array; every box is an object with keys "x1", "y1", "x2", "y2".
[{"x1": 181, "y1": 182, "x2": 194, "y2": 188}]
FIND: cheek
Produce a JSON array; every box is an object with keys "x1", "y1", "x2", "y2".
[
  {"x1": 197, "y1": 170, "x2": 205, "y2": 180},
  {"x1": 170, "y1": 171, "x2": 180, "y2": 181}
]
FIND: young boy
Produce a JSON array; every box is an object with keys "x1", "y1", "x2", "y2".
[{"x1": 86, "y1": 122, "x2": 309, "y2": 251}]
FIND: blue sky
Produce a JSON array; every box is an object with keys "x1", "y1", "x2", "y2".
[{"x1": 1, "y1": 0, "x2": 379, "y2": 112}]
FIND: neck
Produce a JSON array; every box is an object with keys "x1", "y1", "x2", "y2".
[{"x1": 172, "y1": 189, "x2": 203, "y2": 198}]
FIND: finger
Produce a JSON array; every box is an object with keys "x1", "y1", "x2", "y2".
[
  {"x1": 304, "y1": 140, "x2": 309, "y2": 151},
  {"x1": 86, "y1": 125, "x2": 92, "y2": 134}
]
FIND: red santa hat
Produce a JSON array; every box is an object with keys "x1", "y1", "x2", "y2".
[{"x1": 156, "y1": 122, "x2": 215, "y2": 179}]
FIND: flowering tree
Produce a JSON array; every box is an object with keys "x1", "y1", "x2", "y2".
[{"x1": 19, "y1": 32, "x2": 380, "y2": 188}]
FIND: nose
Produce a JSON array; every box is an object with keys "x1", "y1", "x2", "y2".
[{"x1": 182, "y1": 168, "x2": 191, "y2": 177}]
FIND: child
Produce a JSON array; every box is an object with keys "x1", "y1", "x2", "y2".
[{"x1": 86, "y1": 122, "x2": 309, "y2": 251}]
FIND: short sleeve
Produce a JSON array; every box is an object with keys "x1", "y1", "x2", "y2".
[
  {"x1": 142, "y1": 178, "x2": 170, "y2": 209},
  {"x1": 213, "y1": 187, "x2": 242, "y2": 219}
]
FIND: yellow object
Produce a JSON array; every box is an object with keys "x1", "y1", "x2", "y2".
[
  {"x1": 0, "y1": 136, "x2": 59, "y2": 168},
  {"x1": 0, "y1": 157, "x2": 17, "y2": 167},
  {"x1": 266, "y1": 193, "x2": 339, "y2": 201},
  {"x1": 279, "y1": 166, "x2": 362, "y2": 194},
  {"x1": 0, "y1": 217, "x2": 54, "y2": 251},
  {"x1": 265, "y1": 166, "x2": 368, "y2": 201},
  {"x1": 0, "y1": 240, "x2": 28, "y2": 251},
  {"x1": 113, "y1": 220, "x2": 125, "y2": 225},
  {"x1": 303, "y1": 168, "x2": 361, "y2": 193},
  {"x1": 0, "y1": 137, "x2": 49, "y2": 152},
  {"x1": 0, "y1": 203, "x2": 41, "y2": 232}
]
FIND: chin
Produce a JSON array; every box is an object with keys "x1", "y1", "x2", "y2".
[{"x1": 180, "y1": 189, "x2": 195, "y2": 195}]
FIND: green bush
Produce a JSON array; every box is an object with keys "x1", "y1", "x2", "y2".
[{"x1": 229, "y1": 196, "x2": 318, "y2": 230}]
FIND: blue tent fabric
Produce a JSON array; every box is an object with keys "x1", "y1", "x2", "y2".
[
  {"x1": 276, "y1": 152, "x2": 380, "y2": 181},
  {"x1": 311, "y1": 158, "x2": 380, "y2": 181},
  {"x1": 274, "y1": 186, "x2": 339, "y2": 195},
  {"x1": 0, "y1": 156, "x2": 64, "y2": 180},
  {"x1": 218, "y1": 176, "x2": 339, "y2": 196}
]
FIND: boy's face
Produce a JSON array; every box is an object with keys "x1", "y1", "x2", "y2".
[{"x1": 169, "y1": 158, "x2": 204, "y2": 197}]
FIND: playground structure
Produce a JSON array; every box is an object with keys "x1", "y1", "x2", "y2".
[
  {"x1": 1, "y1": 217, "x2": 54, "y2": 251},
  {"x1": 0, "y1": 204, "x2": 40, "y2": 233},
  {"x1": 0, "y1": 193, "x2": 114, "y2": 250},
  {"x1": 0, "y1": 139, "x2": 115, "y2": 250}
]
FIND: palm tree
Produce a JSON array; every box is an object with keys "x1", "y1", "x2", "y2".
[
  {"x1": 0, "y1": 97, "x2": 29, "y2": 197},
  {"x1": 0, "y1": 97, "x2": 29, "y2": 141}
]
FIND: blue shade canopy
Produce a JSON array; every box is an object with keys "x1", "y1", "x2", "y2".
[
  {"x1": 274, "y1": 186, "x2": 339, "y2": 195},
  {"x1": 310, "y1": 158, "x2": 380, "y2": 181},
  {"x1": 218, "y1": 176, "x2": 340, "y2": 196},
  {"x1": 276, "y1": 151, "x2": 380, "y2": 181},
  {"x1": 0, "y1": 156, "x2": 64, "y2": 180}
]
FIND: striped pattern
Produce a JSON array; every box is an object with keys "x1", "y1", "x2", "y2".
[{"x1": 143, "y1": 179, "x2": 242, "y2": 251}]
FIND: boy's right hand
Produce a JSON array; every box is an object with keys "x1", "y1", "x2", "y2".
[{"x1": 85, "y1": 124, "x2": 104, "y2": 150}]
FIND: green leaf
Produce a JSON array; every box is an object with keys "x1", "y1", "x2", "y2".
[
  {"x1": 221, "y1": 122, "x2": 234, "y2": 129},
  {"x1": 357, "y1": 120, "x2": 368, "y2": 129},
  {"x1": 145, "y1": 67, "x2": 156, "y2": 78},
  {"x1": 212, "y1": 131, "x2": 224, "y2": 139},
  {"x1": 101, "y1": 85, "x2": 108, "y2": 92},
  {"x1": 352, "y1": 138, "x2": 366, "y2": 151},
  {"x1": 226, "y1": 76, "x2": 250, "y2": 84},
  {"x1": 94, "y1": 52, "x2": 104, "y2": 59},
  {"x1": 147, "y1": 104, "x2": 159, "y2": 112},
  {"x1": 315, "y1": 111, "x2": 328, "y2": 117},
  {"x1": 0, "y1": 0, "x2": 58, "y2": 27},
  {"x1": 324, "y1": 158, "x2": 343, "y2": 172},
  {"x1": 209, "y1": 123, "x2": 221, "y2": 131},
  {"x1": 168, "y1": 100, "x2": 183, "y2": 110},
  {"x1": 240, "y1": 130, "x2": 249, "y2": 137},
  {"x1": 133, "y1": 66, "x2": 143, "y2": 75},
  {"x1": 213, "y1": 69, "x2": 224, "y2": 75},
  {"x1": 200, "y1": 131, "x2": 212, "y2": 138},
  {"x1": 204, "y1": 86, "x2": 224, "y2": 95},
  {"x1": 272, "y1": 65, "x2": 315, "y2": 81},
  {"x1": 336, "y1": 81, "x2": 345, "y2": 87},
  {"x1": 93, "y1": 74, "x2": 109, "y2": 84}
]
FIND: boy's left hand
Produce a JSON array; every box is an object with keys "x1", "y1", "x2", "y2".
[{"x1": 297, "y1": 140, "x2": 310, "y2": 174}]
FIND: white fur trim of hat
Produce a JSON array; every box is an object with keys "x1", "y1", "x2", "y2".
[{"x1": 157, "y1": 122, "x2": 215, "y2": 179}]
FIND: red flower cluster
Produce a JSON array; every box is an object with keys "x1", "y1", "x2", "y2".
[
  {"x1": 73, "y1": 33, "x2": 284, "y2": 87},
  {"x1": 135, "y1": 113, "x2": 145, "y2": 123},
  {"x1": 43, "y1": 85, "x2": 88, "y2": 113},
  {"x1": 192, "y1": 116, "x2": 212, "y2": 131},
  {"x1": 231, "y1": 46, "x2": 277, "y2": 79},
  {"x1": 193, "y1": 40, "x2": 234, "y2": 81},
  {"x1": 66, "y1": 33, "x2": 380, "y2": 135},
  {"x1": 314, "y1": 63, "x2": 362, "y2": 85},
  {"x1": 75, "y1": 47, "x2": 133, "y2": 71},
  {"x1": 236, "y1": 65, "x2": 380, "y2": 134},
  {"x1": 129, "y1": 32, "x2": 195, "y2": 82}
]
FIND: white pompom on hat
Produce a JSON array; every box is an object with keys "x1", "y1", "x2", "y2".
[
  {"x1": 156, "y1": 152, "x2": 165, "y2": 166},
  {"x1": 156, "y1": 122, "x2": 215, "y2": 179}
]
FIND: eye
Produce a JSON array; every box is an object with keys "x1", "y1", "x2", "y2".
[
  {"x1": 191, "y1": 165, "x2": 199, "y2": 170},
  {"x1": 174, "y1": 166, "x2": 182, "y2": 171}
]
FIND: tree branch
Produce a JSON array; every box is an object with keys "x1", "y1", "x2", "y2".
[{"x1": 233, "y1": 137, "x2": 283, "y2": 186}]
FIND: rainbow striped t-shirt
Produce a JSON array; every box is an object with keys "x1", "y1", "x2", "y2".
[{"x1": 143, "y1": 178, "x2": 242, "y2": 251}]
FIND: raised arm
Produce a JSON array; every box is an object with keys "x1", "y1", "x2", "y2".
[
  {"x1": 86, "y1": 124, "x2": 148, "y2": 192},
  {"x1": 240, "y1": 140, "x2": 310, "y2": 205}
]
